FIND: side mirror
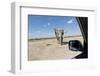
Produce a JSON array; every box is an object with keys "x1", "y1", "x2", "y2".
[{"x1": 68, "y1": 40, "x2": 83, "y2": 51}]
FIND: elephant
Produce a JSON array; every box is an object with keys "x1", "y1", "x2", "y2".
[{"x1": 54, "y1": 29, "x2": 64, "y2": 45}]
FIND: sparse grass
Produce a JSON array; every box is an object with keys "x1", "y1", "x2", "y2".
[{"x1": 28, "y1": 35, "x2": 82, "y2": 42}]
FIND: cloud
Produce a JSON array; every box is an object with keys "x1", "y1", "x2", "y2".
[
  {"x1": 43, "y1": 23, "x2": 51, "y2": 28},
  {"x1": 67, "y1": 19, "x2": 73, "y2": 24},
  {"x1": 47, "y1": 23, "x2": 50, "y2": 26}
]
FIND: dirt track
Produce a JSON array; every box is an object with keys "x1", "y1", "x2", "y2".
[{"x1": 28, "y1": 36, "x2": 83, "y2": 61}]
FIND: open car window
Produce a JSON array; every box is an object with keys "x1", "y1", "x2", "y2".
[{"x1": 28, "y1": 15, "x2": 88, "y2": 60}]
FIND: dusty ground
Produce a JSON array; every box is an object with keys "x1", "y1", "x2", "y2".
[{"x1": 28, "y1": 36, "x2": 83, "y2": 61}]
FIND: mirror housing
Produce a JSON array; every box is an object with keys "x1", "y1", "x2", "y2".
[{"x1": 68, "y1": 40, "x2": 83, "y2": 51}]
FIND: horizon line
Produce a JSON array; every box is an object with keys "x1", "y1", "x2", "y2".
[{"x1": 28, "y1": 35, "x2": 82, "y2": 40}]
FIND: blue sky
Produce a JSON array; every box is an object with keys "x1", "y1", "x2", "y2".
[{"x1": 28, "y1": 15, "x2": 82, "y2": 39}]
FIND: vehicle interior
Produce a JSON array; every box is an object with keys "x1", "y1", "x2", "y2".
[{"x1": 68, "y1": 17, "x2": 88, "y2": 59}]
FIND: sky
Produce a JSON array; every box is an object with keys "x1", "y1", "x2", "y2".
[{"x1": 28, "y1": 15, "x2": 82, "y2": 39}]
